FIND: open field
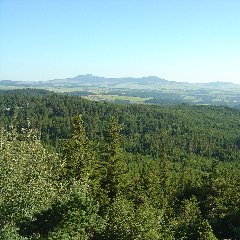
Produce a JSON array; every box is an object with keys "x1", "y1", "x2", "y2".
[
  {"x1": 0, "y1": 75, "x2": 239, "y2": 107},
  {"x1": 82, "y1": 94, "x2": 153, "y2": 104}
]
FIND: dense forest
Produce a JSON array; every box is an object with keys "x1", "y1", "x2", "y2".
[{"x1": 0, "y1": 89, "x2": 240, "y2": 239}]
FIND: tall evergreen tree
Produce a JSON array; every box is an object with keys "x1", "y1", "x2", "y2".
[
  {"x1": 97, "y1": 118, "x2": 130, "y2": 209},
  {"x1": 62, "y1": 114, "x2": 95, "y2": 186}
]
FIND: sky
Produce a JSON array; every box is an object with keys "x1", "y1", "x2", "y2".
[{"x1": 0, "y1": 0, "x2": 240, "y2": 84}]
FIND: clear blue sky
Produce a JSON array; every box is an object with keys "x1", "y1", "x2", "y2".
[{"x1": 1, "y1": 0, "x2": 240, "y2": 84}]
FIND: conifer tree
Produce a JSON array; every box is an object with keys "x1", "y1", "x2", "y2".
[
  {"x1": 198, "y1": 219, "x2": 217, "y2": 240},
  {"x1": 97, "y1": 118, "x2": 129, "y2": 206},
  {"x1": 62, "y1": 114, "x2": 95, "y2": 190}
]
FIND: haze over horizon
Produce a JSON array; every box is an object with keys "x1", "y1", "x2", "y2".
[
  {"x1": 44, "y1": 74, "x2": 240, "y2": 85},
  {"x1": 1, "y1": 0, "x2": 240, "y2": 85}
]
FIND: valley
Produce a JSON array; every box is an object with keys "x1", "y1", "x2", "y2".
[{"x1": 1, "y1": 74, "x2": 240, "y2": 107}]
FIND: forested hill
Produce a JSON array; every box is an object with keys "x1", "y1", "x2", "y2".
[
  {"x1": 1, "y1": 89, "x2": 240, "y2": 239},
  {"x1": 0, "y1": 89, "x2": 239, "y2": 161}
]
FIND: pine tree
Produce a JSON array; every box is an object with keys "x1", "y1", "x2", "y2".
[
  {"x1": 97, "y1": 118, "x2": 130, "y2": 208},
  {"x1": 198, "y1": 219, "x2": 217, "y2": 240},
  {"x1": 62, "y1": 114, "x2": 95, "y2": 187}
]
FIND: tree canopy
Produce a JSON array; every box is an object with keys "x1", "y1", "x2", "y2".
[{"x1": 0, "y1": 89, "x2": 240, "y2": 239}]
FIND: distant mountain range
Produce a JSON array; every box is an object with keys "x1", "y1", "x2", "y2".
[
  {"x1": 0, "y1": 74, "x2": 239, "y2": 87},
  {"x1": 1, "y1": 75, "x2": 240, "y2": 108}
]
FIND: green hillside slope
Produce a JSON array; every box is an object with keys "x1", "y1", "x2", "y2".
[{"x1": 0, "y1": 89, "x2": 240, "y2": 239}]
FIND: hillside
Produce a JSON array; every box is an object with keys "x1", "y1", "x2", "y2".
[
  {"x1": 0, "y1": 89, "x2": 240, "y2": 239},
  {"x1": 1, "y1": 74, "x2": 240, "y2": 107}
]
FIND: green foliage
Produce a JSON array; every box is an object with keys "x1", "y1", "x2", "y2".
[
  {"x1": 174, "y1": 196, "x2": 202, "y2": 239},
  {"x1": 198, "y1": 219, "x2": 217, "y2": 240},
  {"x1": 104, "y1": 197, "x2": 174, "y2": 240},
  {"x1": 0, "y1": 127, "x2": 59, "y2": 239},
  {"x1": 18, "y1": 191, "x2": 105, "y2": 240},
  {"x1": 96, "y1": 118, "x2": 130, "y2": 211},
  {"x1": 62, "y1": 114, "x2": 95, "y2": 181},
  {"x1": 1, "y1": 91, "x2": 239, "y2": 162},
  {"x1": 1, "y1": 89, "x2": 240, "y2": 239}
]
